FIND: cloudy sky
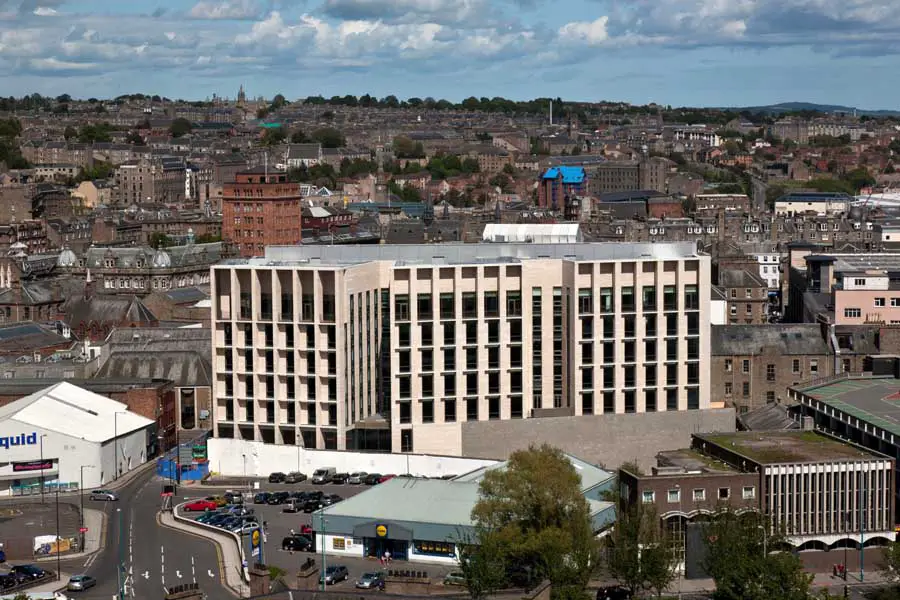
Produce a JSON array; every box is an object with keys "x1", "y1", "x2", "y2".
[{"x1": 0, "y1": 0, "x2": 897, "y2": 108}]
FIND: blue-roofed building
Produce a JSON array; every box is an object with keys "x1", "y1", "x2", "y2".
[{"x1": 538, "y1": 166, "x2": 587, "y2": 210}]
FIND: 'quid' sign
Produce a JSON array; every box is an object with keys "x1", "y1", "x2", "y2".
[{"x1": 0, "y1": 433, "x2": 37, "y2": 450}]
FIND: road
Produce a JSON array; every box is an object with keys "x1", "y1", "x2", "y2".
[{"x1": 57, "y1": 470, "x2": 234, "y2": 600}]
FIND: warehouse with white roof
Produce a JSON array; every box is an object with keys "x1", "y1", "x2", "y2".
[{"x1": 0, "y1": 381, "x2": 155, "y2": 495}]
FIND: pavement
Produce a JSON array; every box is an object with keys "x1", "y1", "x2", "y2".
[{"x1": 164, "y1": 508, "x2": 247, "y2": 596}]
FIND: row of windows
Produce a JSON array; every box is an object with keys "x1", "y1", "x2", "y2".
[
  {"x1": 724, "y1": 358, "x2": 819, "y2": 376},
  {"x1": 642, "y1": 485, "x2": 755, "y2": 504}
]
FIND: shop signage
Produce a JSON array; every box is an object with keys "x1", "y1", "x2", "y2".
[
  {"x1": 13, "y1": 460, "x2": 53, "y2": 472},
  {"x1": 0, "y1": 433, "x2": 37, "y2": 450},
  {"x1": 375, "y1": 524, "x2": 388, "y2": 538}
]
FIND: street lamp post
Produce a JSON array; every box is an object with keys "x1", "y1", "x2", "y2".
[
  {"x1": 39, "y1": 433, "x2": 48, "y2": 504},
  {"x1": 55, "y1": 489, "x2": 60, "y2": 581},
  {"x1": 79, "y1": 465, "x2": 94, "y2": 549},
  {"x1": 320, "y1": 513, "x2": 327, "y2": 591},
  {"x1": 242, "y1": 454, "x2": 247, "y2": 491}
]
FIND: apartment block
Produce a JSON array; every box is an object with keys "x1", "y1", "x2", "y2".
[
  {"x1": 210, "y1": 242, "x2": 711, "y2": 455},
  {"x1": 221, "y1": 168, "x2": 302, "y2": 258}
]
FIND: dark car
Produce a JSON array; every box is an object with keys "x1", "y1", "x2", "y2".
[
  {"x1": 596, "y1": 586, "x2": 632, "y2": 600},
  {"x1": 363, "y1": 473, "x2": 382, "y2": 485},
  {"x1": 10, "y1": 565, "x2": 45, "y2": 581},
  {"x1": 303, "y1": 498, "x2": 324, "y2": 512},
  {"x1": 253, "y1": 492, "x2": 271, "y2": 504},
  {"x1": 320, "y1": 565, "x2": 349, "y2": 585},
  {"x1": 0, "y1": 574, "x2": 16, "y2": 589},
  {"x1": 267, "y1": 491, "x2": 291, "y2": 505},
  {"x1": 331, "y1": 472, "x2": 349, "y2": 484},
  {"x1": 290, "y1": 491, "x2": 309, "y2": 501},
  {"x1": 281, "y1": 535, "x2": 314, "y2": 552},
  {"x1": 268, "y1": 472, "x2": 286, "y2": 483},
  {"x1": 321, "y1": 494, "x2": 342, "y2": 507},
  {"x1": 285, "y1": 471, "x2": 307, "y2": 484}
]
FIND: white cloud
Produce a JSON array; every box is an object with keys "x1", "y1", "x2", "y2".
[
  {"x1": 189, "y1": 0, "x2": 260, "y2": 20},
  {"x1": 32, "y1": 6, "x2": 56, "y2": 16},
  {"x1": 558, "y1": 16, "x2": 609, "y2": 46}
]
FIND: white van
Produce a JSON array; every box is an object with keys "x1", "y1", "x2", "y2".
[{"x1": 311, "y1": 467, "x2": 336, "y2": 484}]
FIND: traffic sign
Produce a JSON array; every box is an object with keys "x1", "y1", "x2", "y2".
[{"x1": 79, "y1": 527, "x2": 88, "y2": 533}]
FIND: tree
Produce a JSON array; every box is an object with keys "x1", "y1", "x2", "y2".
[
  {"x1": 393, "y1": 135, "x2": 424, "y2": 159},
  {"x1": 64, "y1": 126, "x2": 78, "y2": 141},
  {"x1": 290, "y1": 130, "x2": 308, "y2": 144},
  {"x1": 271, "y1": 94, "x2": 287, "y2": 110},
  {"x1": 704, "y1": 509, "x2": 811, "y2": 600},
  {"x1": 311, "y1": 127, "x2": 344, "y2": 149},
  {"x1": 169, "y1": 118, "x2": 192, "y2": 138},
  {"x1": 463, "y1": 445, "x2": 601, "y2": 600},
  {"x1": 125, "y1": 131, "x2": 144, "y2": 145},
  {"x1": 149, "y1": 233, "x2": 174, "y2": 249},
  {"x1": 77, "y1": 123, "x2": 115, "y2": 144},
  {"x1": 605, "y1": 500, "x2": 677, "y2": 598},
  {"x1": 261, "y1": 126, "x2": 287, "y2": 146}
]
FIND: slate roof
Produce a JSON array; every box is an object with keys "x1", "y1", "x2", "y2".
[
  {"x1": 94, "y1": 351, "x2": 211, "y2": 387},
  {"x1": 286, "y1": 143, "x2": 322, "y2": 160},
  {"x1": 65, "y1": 295, "x2": 157, "y2": 326},
  {"x1": 711, "y1": 324, "x2": 829, "y2": 356},
  {"x1": 738, "y1": 403, "x2": 800, "y2": 432},
  {"x1": 83, "y1": 243, "x2": 224, "y2": 270},
  {"x1": 719, "y1": 268, "x2": 767, "y2": 288},
  {"x1": 0, "y1": 322, "x2": 72, "y2": 354}
]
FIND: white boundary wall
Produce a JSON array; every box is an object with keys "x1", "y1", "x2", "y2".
[{"x1": 207, "y1": 438, "x2": 498, "y2": 479}]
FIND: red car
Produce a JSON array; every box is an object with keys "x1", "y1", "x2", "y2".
[
  {"x1": 183, "y1": 499, "x2": 217, "y2": 512},
  {"x1": 299, "y1": 524, "x2": 313, "y2": 535},
  {"x1": 378, "y1": 474, "x2": 396, "y2": 484}
]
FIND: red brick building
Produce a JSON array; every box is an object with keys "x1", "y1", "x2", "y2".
[{"x1": 222, "y1": 167, "x2": 302, "y2": 258}]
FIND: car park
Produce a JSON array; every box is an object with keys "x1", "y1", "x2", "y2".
[
  {"x1": 443, "y1": 572, "x2": 466, "y2": 586},
  {"x1": 320, "y1": 565, "x2": 349, "y2": 585},
  {"x1": 183, "y1": 499, "x2": 218, "y2": 512},
  {"x1": 348, "y1": 472, "x2": 368, "y2": 484},
  {"x1": 363, "y1": 473, "x2": 382, "y2": 485},
  {"x1": 253, "y1": 492, "x2": 272, "y2": 504},
  {"x1": 331, "y1": 472, "x2": 349, "y2": 484},
  {"x1": 285, "y1": 471, "x2": 307, "y2": 483},
  {"x1": 67, "y1": 574, "x2": 97, "y2": 591},
  {"x1": 89, "y1": 490, "x2": 118, "y2": 501},
  {"x1": 268, "y1": 472, "x2": 286, "y2": 483},
  {"x1": 356, "y1": 572, "x2": 384, "y2": 589},
  {"x1": 281, "y1": 535, "x2": 314, "y2": 552}
]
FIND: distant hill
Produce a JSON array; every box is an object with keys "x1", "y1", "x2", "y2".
[{"x1": 721, "y1": 102, "x2": 900, "y2": 117}]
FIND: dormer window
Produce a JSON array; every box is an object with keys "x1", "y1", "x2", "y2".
[
  {"x1": 136, "y1": 260, "x2": 144, "y2": 268},
  {"x1": 104, "y1": 259, "x2": 114, "y2": 268}
]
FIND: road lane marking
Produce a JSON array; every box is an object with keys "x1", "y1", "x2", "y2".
[
  {"x1": 176, "y1": 570, "x2": 182, "y2": 579},
  {"x1": 208, "y1": 570, "x2": 215, "y2": 578},
  {"x1": 142, "y1": 571, "x2": 149, "y2": 580},
  {"x1": 191, "y1": 556, "x2": 196, "y2": 583}
]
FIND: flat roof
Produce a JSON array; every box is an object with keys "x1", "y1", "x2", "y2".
[
  {"x1": 697, "y1": 431, "x2": 877, "y2": 464},
  {"x1": 453, "y1": 453, "x2": 615, "y2": 492},
  {"x1": 807, "y1": 253, "x2": 900, "y2": 273},
  {"x1": 797, "y1": 376, "x2": 900, "y2": 438},
  {"x1": 217, "y1": 242, "x2": 701, "y2": 268}
]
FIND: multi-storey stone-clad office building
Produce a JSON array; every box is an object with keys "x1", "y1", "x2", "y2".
[{"x1": 211, "y1": 242, "x2": 711, "y2": 454}]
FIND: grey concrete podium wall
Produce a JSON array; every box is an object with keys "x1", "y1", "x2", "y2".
[{"x1": 460, "y1": 408, "x2": 736, "y2": 472}]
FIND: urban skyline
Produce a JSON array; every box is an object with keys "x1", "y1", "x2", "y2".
[{"x1": 1, "y1": 0, "x2": 899, "y2": 108}]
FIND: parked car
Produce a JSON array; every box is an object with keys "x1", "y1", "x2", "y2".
[
  {"x1": 331, "y1": 472, "x2": 349, "y2": 484},
  {"x1": 253, "y1": 492, "x2": 271, "y2": 504},
  {"x1": 443, "y1": 572, "x2": 466, "y2": 587},
  {"x1": 281, "y1": 535, "x2": 314, "y2": 552},
  {"x1": 378, "y1": 475, "x2": 396, "y2": 484},
  {"x1": 311, "y1": 467, "x2": 336, "y2": 484},
  {"x1": 303, "y1": 498, "x2": 323, "y2": 513},
  {"x1": 183, "y1": 499, "x2": 218, "y2": 512},
  {"x1": 229, "y1": 522, "x2": 259, "y2": 535},
  {"x1": 321, "y1": 494, "x2": 342, "y2": 507},
  {"x1": 89, "y1": 490, "x2": 118, "y2": 501},
  {"x1": 0, "y1": 574, "x2": 16, "y2": 589},
  {"x1": 285, "y1": 471, "x2": 307, "y2": 484},
  {"x1": 268, "y1": 472, "x2": 286, "y2": 483},
  {"x1": 290, "y1": 491, "x2": 309, "y2": 501},
  {"x1": 356, "y1": 572, "x2": 384, "y2": 589},
  {"x1": 207, "y1": 514, "x2": 231, "y2": 527},
  {"x1": 347, "y1": 472, "x2": 368, "y2": 484},
  {"x1": 363, "y1": 473, "x2": 382, "y2": 485},
  {"x1": 67, "y1": 574, "x2": 97, "y2": 591},
  {"x1": 10, "y1": 565, "x2": 45, "y2": 581},
  {"x1": 320, "y1": 565, "x2": 349, "y2": 585},
  {"x1": 596, "y1": 586, "x2": 631, "y2": 600},
  {"x1": 195, "y1": 511, "x2": 224, "y2": 524},
  {"x1": 205, "y1": 496, "x2": 228, "y2": 507},
  {"x1": 282, "y1": 500, "x2": 302, "y2": 513},
  {"x1": 223, "y1": 491, "x2": 244, "y2": 504},
  {"x1": 267, "y1": 491, "x2": 291, "y2": 505},
  {"x1": 298, "y1": 524, "x2": 314, "y2": 535}
]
